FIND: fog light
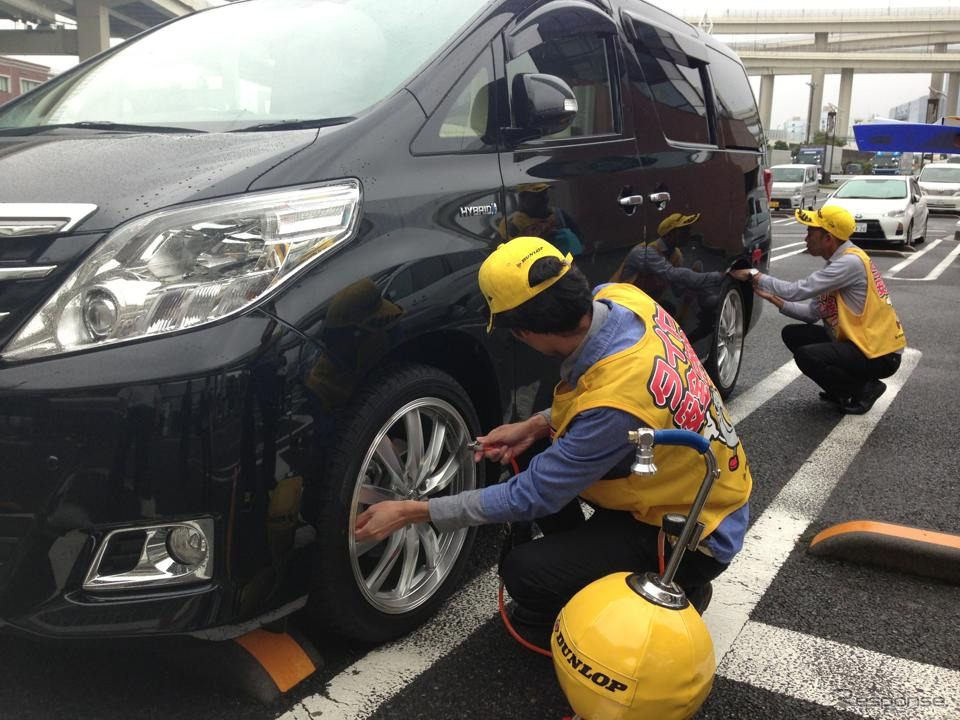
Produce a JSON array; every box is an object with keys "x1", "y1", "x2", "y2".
[{"x1": 167, "y1": 526, "x2": 208, "y2": 565}]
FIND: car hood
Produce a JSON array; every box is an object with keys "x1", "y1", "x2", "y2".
[
  {"x1": 918, "y1": 181, "x2": 960, "y2": 190},
  {"x1": 826, "y1": 197, "x2": 909, "y2": 217},
  {"x1": 0, "y1": 129, "x2": 322, "y2": 233},
  {"x1": 771, "y1": 182, "x2": 803, "y2": 192}
]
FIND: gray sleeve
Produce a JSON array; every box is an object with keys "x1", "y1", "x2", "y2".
[
  {"x1": 757, "y1": 255, "x2": 865, "y2": 302},
  {"x1": 780, "y1": 298, "x2": 821, "y2": 323},
  {"x1": 427, "y1": 490, "x2": 490, "y2": 532}
]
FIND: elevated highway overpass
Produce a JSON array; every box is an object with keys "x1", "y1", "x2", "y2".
[
  {"x1": 684, "y1": 8, "x2": 960, "y2": 145},
  {"x1": 0, "y1": 0, "x2": 208, "y2": 60}
]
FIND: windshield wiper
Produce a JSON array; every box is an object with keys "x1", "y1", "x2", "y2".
[
  {"x1": 0, "y1": 121, "x2": 205, "y2": 136},
  {"x1": 231, "y1": 117, "x2": 355, "y2": 132}
]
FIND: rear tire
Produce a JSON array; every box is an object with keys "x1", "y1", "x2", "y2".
[
  {"x1": 306, "y1": 363, "x2": 483, "y2": 642},
  {"x1": 706, "y1": 285, "x2": 745, "y2": 399}
]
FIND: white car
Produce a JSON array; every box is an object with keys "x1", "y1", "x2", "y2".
[
  {"x1": 825, "y1": 176, "x2": 929, "y2": 246},
  {"x1": 768, "y1": 163, "x2": 819, "y2": 211},
  {"x1": 917, "y1": 163, "x2": 960, "y2": 213}
]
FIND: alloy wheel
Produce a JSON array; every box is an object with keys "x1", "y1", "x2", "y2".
[
  {"x1": 348, "y1": 397, "x2": 475, "y2": 614},
  {"x1": 716, "y1": 289, "x2": 744, "y2": 389}
]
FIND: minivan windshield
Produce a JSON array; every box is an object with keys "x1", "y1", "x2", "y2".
[
  {"x1": 772, "y1": 167, "x2": 805, "y2": 182},
  {"x1": 918, "y1": 167, "x2": 960, "y2": 184},
  {"x1": 833, "y1": 179, "x2": 907, "y2": 200},
  {"x1": 0, "y1": 0, "x2": 489, "y2": 133}
]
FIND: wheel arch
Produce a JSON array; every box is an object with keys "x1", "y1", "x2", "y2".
[{"x1": 379, "y1": 330, "x2": 505, "y2": 435}]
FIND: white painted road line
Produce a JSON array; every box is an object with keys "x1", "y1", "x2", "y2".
[
  {"x1": 705, "y1": 348, "x2": 921, "y2": 663},
  {"x1": 280, "y1": 569, "x2": 500, "y2": 720},
  {"x1": 885, "y1": 238, "x2": 942, "y2": 277},
  {"x1": 727, "y1": 360, "x2": 802, "y2": 426},
  {"x1": 722, "y1": 622, "x2": 960, "y2": 720},
  {"x1": 772, "y1": 218, "x2": 793, "y2": 224},
  {"x1": 772, "y1": 241, "x2": 805, "y2": 252},
  {"x1": 889, "y1": 240, "x2": 960, "y2": 282},
  {"x1": 771, "y1": 247, "x2": 807, "y2": 262}
]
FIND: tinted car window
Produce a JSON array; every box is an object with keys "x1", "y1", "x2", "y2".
[
  {"x1": 707, "y1": 48, "x2": 761, "y2": 149},
  {"x1": 507, "y1": 35, "x2": 616, "y2": 139},
  {"x1": 414, "y1": 48, "x2": 496, "y2": 154},
  {"x1": 629, "y1": 24, "x2": 711, "y2": 145}
]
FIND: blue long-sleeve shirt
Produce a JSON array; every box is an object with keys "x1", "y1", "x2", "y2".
[{"x1": 427, "y1": 292, "x2": 748, "y2": 563}]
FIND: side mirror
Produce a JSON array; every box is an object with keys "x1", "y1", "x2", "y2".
[{"x1": 504, "y1": 73, "x2": 578, "y2": 144}]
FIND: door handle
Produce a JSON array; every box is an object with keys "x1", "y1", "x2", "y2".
[
  {"x1": 648, "y1": 191, "x2": 671, "y2": 210},
  {"x1": 618, "y1": 195, "x2": 644, "y2": 207}
]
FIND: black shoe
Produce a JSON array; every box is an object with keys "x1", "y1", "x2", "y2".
[
  {"x1": 818, "y1": 390, "x2": 848, "y2": 406},
  {"x1": 504, "y1": 601, "x2": 554, "y2": 650},
  {"x1": 686, "y1": 582, "x2": 713, "y2": 614},
  {"x1": 842, "y1": 380, "x2": 887, "y2": 415}
]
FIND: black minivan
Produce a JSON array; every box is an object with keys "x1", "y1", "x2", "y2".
[{"x1": 0, "y1": 0, "x2": 770, "y2": 643}]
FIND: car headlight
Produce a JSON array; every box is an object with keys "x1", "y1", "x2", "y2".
[
  {"x1": 3, "y1": 181, "x2": 361, "y2": 361},
  {"x1": 885, "y1": 209, "x2": 905, "y2": 217}
]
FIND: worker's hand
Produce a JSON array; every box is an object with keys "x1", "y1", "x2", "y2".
[
  {"x1": 728, "y1": 268, "x2": 754, "y2": 282},
  {"x1": 355, "y1": 500, "x2": 429, "y2": 543},
  {"x1": 755, "y1": 287, "x2": 785, "y2": 309},
  {"x1": 473, "y1": 414, "x2": 551, "y2": 465}
]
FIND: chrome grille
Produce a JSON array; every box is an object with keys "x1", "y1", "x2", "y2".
[{"x1": 0, "y1": 204, "x2": 103, "y2": 349}]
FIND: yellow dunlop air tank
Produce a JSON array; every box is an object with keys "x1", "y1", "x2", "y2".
[{"x1": 551, "y1": 572, "x2": 714, "y2": 720}]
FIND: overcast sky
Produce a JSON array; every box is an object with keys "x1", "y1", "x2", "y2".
[{"x1": 6, "y1": 0, "x2": 958, "y2": 131}]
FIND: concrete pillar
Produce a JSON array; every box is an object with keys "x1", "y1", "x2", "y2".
[
  {"x1": 758, "y1": 74, "x2": 774, "y2": 134},
  {"x1": 946, "y1": 72, "x2": 960, "y2": 118},
  {"x1": 929, "y1": 43, "x2": 947, "y2": 122},
  {"x1": 836, "y1": 68, "x2": 854, "y2": 144},
  {"x1": 76, "y1": 0, "x2": 110, "y2": 61},
  {"x1": 805, "y1": 32, "x2": 827, "y2": 143}
]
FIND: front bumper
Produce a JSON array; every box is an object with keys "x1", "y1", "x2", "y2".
[
  {"x1": 849, "y1": 216, "x2": 911, "y2": 244},
  {"x1": 0, "y1": 311, "x2": 315, "y2": 639},
  {"x1": 924, "y1": 196, "x2": 960, "y2": 212},
  {"x1": 768, "y1": 195, "x2": 803, "y2": 211}
]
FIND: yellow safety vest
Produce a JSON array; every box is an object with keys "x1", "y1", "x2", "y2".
[
  {"x1": 550, "y1": 284, "x2": 751, "y2": 539},
  {"x1": 818, "y1": 247, "x2": 906, "y2": 358}
]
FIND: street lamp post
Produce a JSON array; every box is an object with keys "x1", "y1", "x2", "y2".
[{"x1": 825, "y1": 111, "x2": 837, "y2": 184}]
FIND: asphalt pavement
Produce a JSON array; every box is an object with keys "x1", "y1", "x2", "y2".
[{"x1": 1, "y1": 210, "x2": 958, "y2": 720}]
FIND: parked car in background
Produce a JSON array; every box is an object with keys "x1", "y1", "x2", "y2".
[
  {"x1": 0, "y1": 0, "x2": 769, "y2": 645},
  {"x1": 844, "y1": 162, "x2": 863, "y2": 175},
  {"x1": 917, "y1": 163, "x2": 960, "y2": 213},
  {"x1": 826, "y1": 176, "x2": 928, "y2": 246},
  {"x1": 769, "y1": 164, "x2": 818, "y2": 211}
]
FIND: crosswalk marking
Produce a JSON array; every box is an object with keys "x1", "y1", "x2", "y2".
[
  {"x1": 706, "y1": 349, "x2": 924, "y2": 708},
  {"x1": 889, "y1": 239, "x2": 960, "y2": 282},
  {"x1": 727, "y1": 359, "x2": 801, "y2": 425},
  {"x1": 280, "y1": 569, "x2": 501, "y2": 720},
  {"x1": 721, "y1": 622, "x2": 960, "y2": 720},
  {"x1": 771, "y1": 247, "x2": 807, "y2": 262},
  {"x1": 886, "y1": 238, "x2": 942, "y2": 277}
]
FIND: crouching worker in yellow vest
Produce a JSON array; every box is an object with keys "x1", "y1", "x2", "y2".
[
  {"x1": 730, "y1": 205, "x2": 906, "y2": 415},
  {"x1": 355, "y1": 236, "x2": 752, "y2": 647}
]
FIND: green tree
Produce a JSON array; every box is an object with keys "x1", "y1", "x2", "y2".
[
  {"x1": 772, "y1": 140, "x2": 789, "y2": 150},
  {"x1": 812, "y1": 131, "x2": 846, "y2": 147}
]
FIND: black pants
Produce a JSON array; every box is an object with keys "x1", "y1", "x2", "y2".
[
  {"x1": 501, "y1": 502, "x2": 727, "y2": 617},
  {"x1": 782, "y1": 324, "x2": 901, "y2": 399}
]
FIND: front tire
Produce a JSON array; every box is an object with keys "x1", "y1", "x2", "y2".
[
  {"x1": 706, "y1": 285, "x2": 745, "y2": 399},
  {"x1": 306, "y1": 363, "x2": 483, "y2": 642}
]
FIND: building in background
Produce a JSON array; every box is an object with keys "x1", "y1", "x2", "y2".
[
  {"x1": 0, "y1": 56, "x2": 52, "y2": 104},
  {"x1": 890, "y1": 94, "x2": 944, "y2": 124}
]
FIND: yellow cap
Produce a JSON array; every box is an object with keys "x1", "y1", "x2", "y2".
[
  {"x1": 794, "y1": 204, "x2": 855, "y2": 241},
  {"x1": 658, "y1": 212, "x2": 700, "y2": 237},
  {"x1": 552, "y1": 573, "x2": 715, "y2": 720},
  {"x1": 478, "y1": 236, "x2": 572, "y2": 332}
]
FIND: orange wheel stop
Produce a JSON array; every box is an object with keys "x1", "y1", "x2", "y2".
[{"x1": 809, "y1": 520, "x2": 960, "y2": 585}]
